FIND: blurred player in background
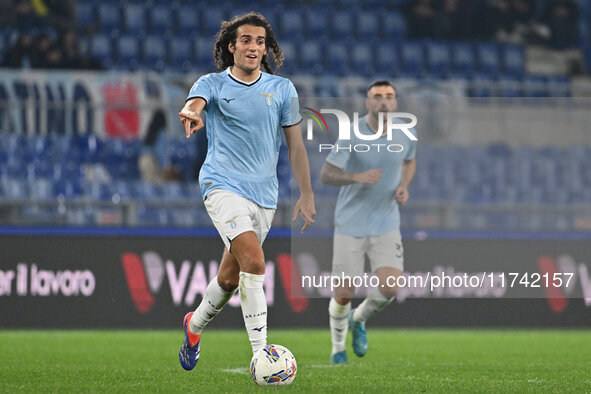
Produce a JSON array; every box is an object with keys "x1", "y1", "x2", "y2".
[
  {"x1": 320, "y1": 80, "x2": 417, "y2": 364},
  {"x1": 177, "y1": 12, "x2": 315, "y2": 371}
]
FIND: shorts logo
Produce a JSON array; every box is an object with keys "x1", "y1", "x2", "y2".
[{"x1": 226, "y1": 216, "x2": 238, "y2": 229}]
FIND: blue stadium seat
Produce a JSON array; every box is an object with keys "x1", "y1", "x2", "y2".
[
  {"x1": 123, "y1": 3, "x2": 146, "y2": 34},
  {"x1": 476, "y1": 43, "x2": 500, "y2": 75},
  {"x1": 502, "y1": 44, "x2": 525, "y2": 77},
  {"x1": 356, "y1": 12, "x2": 379, "y2": 39},
  {"x1": 194, "y1": 37, "x2": 214, "y2": 69},
  {"x1": 89, "y1": 34, "x2": 114, "y2": 68},
  {"x1": 169, "y1": 36, "x2": 193, "y2": 72},
  {"x1": 375, "y1": 44, "x2": 400, "y2": 75},
  {"x1": 97, "y1": 3, "x2": 121, "y2": 33},
  {"x1": 202, "y1": 8, "x2": 225, "y2": 36},
  {"x1": 176, "y1": 5, "x2": 199, "y2": 34},
  {"x1": 546, "y1": 75, "x2": 570, "y2": 97},
  {"x1": 380, "y1": 12, "x2": 406, "y2": 40},
  {"x1": 142, "y1": 35, "x2": 167, "y2": 70},
  {"x1": 451, "y1": 42, "x2": 475, "y2": 76},
  {"x1": 115, "y1": 35, "x2": 140, "y2": 70},
  {"x1": 325, "y1": 43, "x2": 349, "y2": 75},
  {"x1": 331, "y1": 12, "x2": 354, "y2": 39},
  {"x1": 469, "y1": 73, "x2": 494, "y2": 97},
  {"x1": 76, "y1": 2, "x2": 96, "y2": 28},
  {"x1": 351, "y1": 42, "x2": 375, "y2": 76},
  {"x1": 279, "y1": 10, "x2": 303, "y2": 37},
  {"x1": 400, "y1": 42, "x2": 424, "y2": 76},
  {"x1": 521, "y1": 74, "x2": 547, "y2": 97},
  {"x1": 30, "y1": 178, "x2": 54, "y2": 200},
  {"x1": 149, "y1": 3, "x2": 172, "y2": 33},
  {"x1": 305, "y1": 9, "x2": 328, "y2": 37},
  {"x1": 425, "y1": 41, "x2": 450, "y2": 77},
  {"x1": 300, "y1": 41, "x2": 323, "y2": 73},
  {"x1": 496, "y1": 75, "x2": 521, "y2": 97}
]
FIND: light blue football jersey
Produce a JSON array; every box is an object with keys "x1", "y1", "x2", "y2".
[
  {"x1": 326, "y1": 115, "x2": 417, "y2": 237},
  {"x1": 187, "y1": 68, "x2": 301, "y2": 208}
]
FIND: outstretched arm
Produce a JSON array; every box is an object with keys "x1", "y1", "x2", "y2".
[
  {"x1": 179, "y1": 98, "x2": 206, "y2": 139},
  {"x1": 283, "y1": 123, "x2": 316, "y2": 232},
  {"x1": 320, "y1": 162, "x2": 382, "y2": 186}
]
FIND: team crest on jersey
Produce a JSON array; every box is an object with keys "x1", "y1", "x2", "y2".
[{"x1": 260, "y1": 92, "x2": 275, "y2": 106}]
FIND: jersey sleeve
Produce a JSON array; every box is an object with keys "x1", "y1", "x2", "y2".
[
  {"x1": 186, "y1": 74, "x2": 214, "y2": 107},
  {"x1": 404, "y1": 127, "x2": 418, "y2": 160},
  {"x1": 280, "y1": 80, "x2": 302, "y2": 127}
]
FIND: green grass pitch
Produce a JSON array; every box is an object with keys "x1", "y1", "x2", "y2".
[{"x1": 1, "y1": 329, "x2": 590, "y2": 392}]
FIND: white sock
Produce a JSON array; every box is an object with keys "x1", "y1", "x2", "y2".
[
  {"x1": 329, "y1": 298, "x2": 351, "y2": 355},
  {"x1": 353, "y1": 287, "x2": 394, "y2": 323},
  {"x1": 239, "y1": 271, "x2": 267, "y2": 354},
  {"x1": 190, "y1": 276, "x2": 235, "y2": 335}
]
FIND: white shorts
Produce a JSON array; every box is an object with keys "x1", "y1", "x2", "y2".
[
  {"x1": 203, "y1": 189, "x2": 275, "y2": 251},
  {"x1": 332, "y1": 230, "x2": 404, "y2": 278}
]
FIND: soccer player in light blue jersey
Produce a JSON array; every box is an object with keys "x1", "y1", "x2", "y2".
[
  {"x1": 177, "y1": 13, "x2": 316, "y2": 371},
  {"x1": 320, "y1": 81, "x2": 417, "y2": 364}
]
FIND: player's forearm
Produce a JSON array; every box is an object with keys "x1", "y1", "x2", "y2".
[
  {"x1": 399, "y1": 159, "x2": 416, "y2": 188},
  {"x1": 320, "y1": 163, "x2": 356, "y2": 186},
  {"x1": 289, "y1": 143, "x2": 314, "y2": 195},
  {"x1": 182, "y1": 97, "x2": 206, "y2": 115}
]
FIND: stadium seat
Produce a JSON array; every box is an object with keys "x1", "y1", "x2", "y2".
[
  {"x1": 425, "y1": 41, "x2": 451, "y2": 77},
  {"x1": 400, "y1": 42, "x2": 424, "y2": 77},
  {"x1": 331, "y1": 12, "x2": 354, "y2": 39},
  {"x1": 325, "y1": 43, "x2": 349, "y2": 75},
  {"x1": 496, "y1": 75, "x2": 521, "y2": 97},
  {"x1": 89, "y1": 34, "x2": 114, "y2": 68},
  {"x1": 375, "y1": 44, "x2": 400, "y2": 75},
  {"x1": 476, "y1": 43, "x2": 501, "y2": 75},
  {"x1": 115, "y1": 35, "x2": 140, "y2": 70},
  {"x1": 502, "y1": 44, "x2": 525, "y2": 77},
  {"x1": 546, "y1": 75, "x2": 570, "y2": 97},
  {"x1": 76, "y1": 2, "x2": 96, "y2": 29},
  {"x1": 351, "y1": 42, "x2": 375, "y2": 76},
  {"x1": 304, "y1": 9, "x2": 328, "y2": 37},
  {"x1": 148, "y1": 3, "x2": 172, "y2": 33},
  {"x1": 380, "y1": 12, "x2": 406, "y2": 40},
  {"x1": 450, "y1": 42, "x2": 475, "y2": 76},
  {"x1": 300, "y1": 41, "x2": 323, "y2": 73},
  {"x1": 521, "y1": 74, "x2": 547, "y2": 97},
  {"x1": 97, "y1": 3, "x2": 121, "y2": 33},
  {"x1": 279, "y1": 10, "x2": 303, "y2": 37},
  {"x1": 142, "y1": 35, "x2": 167, "y2": 70},
  {"x1": 175, "y1": 5, "x2": 199, "y2": 34},
  {"x1": 202, "y1": 8, "x2": 226, "y2": 36},
  {"x1": 123, "y1": 3, "x2": 146, "y2": 34},
  {"x1": 469, "y1": 73, "x2": 494, "y2": 97},
  {"x1": 169, "y1": 36, "x2": 193, "y2": 72},
  {"x1": 356, "y1": 12, "x2": 379, "y2": 39},
  {"x1": 194, "y1": 37, "x2": 214, "y2": 70}
]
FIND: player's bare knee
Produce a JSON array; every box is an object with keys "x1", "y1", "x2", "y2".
[
  {"x1": 237, "y1": 253, "x2": 265, "y2": 275},
  {"x1": 217, "y1": 275, "x2": 239, "y2": 292},
  {"x1": 334, "y1": 296, "x2": 352, "y2": 305}
]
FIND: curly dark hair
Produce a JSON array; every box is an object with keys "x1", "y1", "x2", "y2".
[{"x1": 213, "y1": 12, "x2": 284, "y2": 74}]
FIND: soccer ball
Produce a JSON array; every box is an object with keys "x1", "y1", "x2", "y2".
[{"x1": 250, "y1": 344, "x2": 297, "y2": 386}]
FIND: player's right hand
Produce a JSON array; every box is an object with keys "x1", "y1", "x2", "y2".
[
  {"x1": 179, "y1": 111, "x2": 204, "y2": 138},
  {"x1": 353, "y1": 168, "x2": 382, "y2": 184}
]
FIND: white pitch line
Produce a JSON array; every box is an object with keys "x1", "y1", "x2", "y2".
[{"x1": 221, "y1": 367, "x2": 250, "y2": 375}]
